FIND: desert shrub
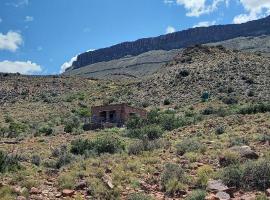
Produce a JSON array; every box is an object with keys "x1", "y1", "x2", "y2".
[
  {"x1": 229, "y1": 137, "x2": 249, "y2": 147},
  {"x1": 0, "y1": 151, "x2": 20, "y2": 172},
  {"x1": 143, "y1": 125, "x2": 164, "y2": 140},
  {"x1": 70, "y1": 139, "x2": 93, "y2": 155},
  {"x1": 242, "y1": 159, "x2": 270, "y2": 190},
  {"x1": 38, "y1": 125, "x2": 53, "y2": 136},
  {"x1": 0, "y1": 185, "x2": 16, "y2": 199},
  {"x1": 238, "y1": 103, "x2": 270, "y2": 115},
  {"x1": 201, "y1": 107, "x2": 216, "y2": 115},
  {"x1": 201, "y1": 91, "x2": 210, "y2": 102},
  {"x1": 126, "y1": 129, "x2": 144, "y2": 139},
  {"x1": 257, "y1": 133, "x2": 270, "y2": 143},
  {"x1": 255, "y1": 194, "x2": 268, "y2": 200},
  {"x1": 126, "y1": 115, "x2": 144, "y2": 130},
  {"x1": 94, "y1": 135, "x2": 125, "y2": 154},
  {"x1": 127, "y1": 125, "x2": 164, "y2": 140},
  {"x1": 222, "y1": 97, "x2": 238, "y2": 105},
  {"x1": 128, "y1": 193, "x2": 153, "y2": 200},
  {"x1": 186, "y1": 190, "x2": 207, "y2": 200},
  {"x1": 197, "y1": 165, "x2": 214, "y2": 187},
  {"x1": 163, "y1": 98, "x2": 171, "y2": 105},
  {"x1": 58, "y1": 173, "x2": 76, "y2": 189},
  {"x1": 176, "y1": 139, "x2": 206, "y2": 156},
  {"x1": 215, "y1": 126, "x2": 225, "y2": 135},
  {"x1": 54, "y1": 146, "x2": 74, "y2": 169},
  {"x1": 221, "y1": 159, "x2": 270, "y2": 190},
  {"x1": 219, "y1": 151, "x2": 240, "y2": 167},
  {"x1": 8, "y1": 121, "x2": 28, "y2": 138},
  {"x1": 220, "y1": 164, "x2": 243, "y2": 188},
  {"x1": 74, "y1": 107, "x2": 91, "y2": 118},
  {"x1": 64, "y1": 116, "x2": 80, "y2": 133},
  {"x1": 128, "y1": 140, "x2": 145, "y2": 155},
  {"x1": 178, "y1": 69, "x2": 190, "y2": 77},
  {"x1": 141, "y1": 101, "x2": 150, "y2": 108},
  {"x1": 159, "y1": 114, "x2": 182, "y2": 131},
  {"x1": 147, "y1": 109, "x2": 160, "y2": 124},
  {"x1": 161, "y1": 163, "x2": 188, "y2": 196},
  {"x1": 71, "y1": 135, "x2": 124, "y2": 155},
  {"x1": 31, "y1": 155, "x2": 41, "y2": 166},
  {"x1": 87, "y1": 177, "x2": 120, "y2": 200}
]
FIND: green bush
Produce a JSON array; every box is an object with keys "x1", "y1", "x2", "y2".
[
  {"x1": 126, "y1": 115, "x2": 144, "y2": 130},
  {"x1": 186, "y1": 190, "x2": 207, "y2": 200},
  {"x1": 75, "y1": 107, "x2": 91, "y2": 118},
  {"x1": 8, "y1": 121, "x2": 28, "y2": 138},
  {"x1": 219, "y1": 151, "x2": 240, "y2": 167},
  {"x1": 215, "y1": 126, "x2": 225, "y2": 135},
  {"x1": 0, "y1": 151, "x2": 20, "y2": 173},
  {"x1": 221, "y1": 164, "x2": 243, "y2": 188},
  {"x1": 71, "y1": 135, "x2": 125, "y2": 155},
  {"x1": 221, "y1": 159, "x2": 270, "y2": 190},
  {"x1": 128, "y1": 193, "x2": 153, "y2": 200},
  {"x1": 143, "y1": 125, "x2": 164, "y2": 140},
  {"x1": 242, "y1": 159, "x2": 270, "y2": 190},
  {"x1": 31, "y1": 155, "x2": 41, "y2": 166},
  {"x1": 128, "y1": 140, "x2": 145, "y2": 155},
  {"x1": 64, "y1": 116, "x2": 80, "y2": 133},
  {"x1": 201, "y1": 91, "x2": 210, "y2": 102},
  {"x1": 127, "y1": 125, "x2": 164, "y2": 140},
  {"x1": 238, "y1": 103, "x2": 270, "y2": 115},
  {"x1": 38, "y1": 125, "x2": 53, "y2": 136},
  {"x1": 163, "y1": 99, "x2": 171, "y2": 105},
  {"x1": 196, "y1": 165, "x2": 213, "y2": 187},
  {"x1": 161, "y1": 163, "x2": 188, "y2": 196},
  {"x1": 176, "y1": 139, "x2": 206, "y2": 156}
]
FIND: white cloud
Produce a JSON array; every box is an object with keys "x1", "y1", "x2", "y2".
[
  {"x1": 233, "y1": 0, "x2": 270, "y2": 24},
  {"x1": 166, "y1": 26, "x2": 176, "y2": 34},
  {"x1": 60, "y1": 55, "x2": 78, "y2": 73},
  {"x1": 24, "y1": 16, "x2": 34, "y2": 22},
  {"x1": 0, "y1": 60, "x2": 42, "y2": 74},
  {"x1": 193, "y1": 20, "x2": 216, "y2": 28},
  {"x1": 6, "y1": 0, "x2": 29, "y2": 7},
  {"x1": 164, "y1": 0, "x2": 174, "y2": 5},
  {"x1": 0, "y1": 31, "x2": 23, "y2": 52},
  {"x1": 175, "y1": 0, "x2": 225, "y2": 17}
]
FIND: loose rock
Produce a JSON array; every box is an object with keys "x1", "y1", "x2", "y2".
[{"x1": 207, "y1": 180, "x2": 229, "y2": 192}]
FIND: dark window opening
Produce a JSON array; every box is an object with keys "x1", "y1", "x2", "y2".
[
  {"x1": 109, "y1": 110, "x2": 116, "y2": 123},
  {"x1": 100, "y1": 111, "x2": 106, "y2": 122}
]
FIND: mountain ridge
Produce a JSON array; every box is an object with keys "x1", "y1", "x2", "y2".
[{"x1": 71, "y1": 15, "x2": 270, "y2": 70}]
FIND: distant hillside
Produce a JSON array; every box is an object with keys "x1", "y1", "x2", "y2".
[
  {"x1": 115, "y1": 45, "x2": 270, "y2": 106},
  {"x1": 71, "y1": 15, "x2": 270, "y2": 70}
]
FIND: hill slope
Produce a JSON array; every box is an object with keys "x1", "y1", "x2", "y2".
[{"x1": 115, "y1": 45, "x2": 270, "y2": 106}]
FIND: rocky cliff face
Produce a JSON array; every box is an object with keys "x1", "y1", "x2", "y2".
[{"x1": 71, "y1": 15, "x2": 270, "y2": 70}]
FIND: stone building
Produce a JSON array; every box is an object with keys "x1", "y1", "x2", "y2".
[{"x1": 91, "y1": 103, "x2": 147, "y2": 127}]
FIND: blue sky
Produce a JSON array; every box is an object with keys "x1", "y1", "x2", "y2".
[{"x1": 0, "y1": 0, "x2": 270, "y2": 75}]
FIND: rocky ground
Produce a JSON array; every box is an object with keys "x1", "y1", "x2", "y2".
[{"x1": 0, "y1": 45, "x2": 269, "y2": 200}]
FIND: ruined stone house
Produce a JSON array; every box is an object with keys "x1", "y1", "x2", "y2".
[{"x1": 91, "y1": 103, "x2": 147, "y2": 127}]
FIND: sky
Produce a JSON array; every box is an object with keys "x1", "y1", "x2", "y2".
[{"x1": 0, "y1": 0, "x2": 270, "y2": 75}]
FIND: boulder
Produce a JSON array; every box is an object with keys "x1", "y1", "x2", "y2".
[
  {"x1": 216, "y1": 191, "x2": 230, "y2": 200},
  {"x1": 30, "y1": 187, "x2": 42, "y2": 194},
  {"x1": 62, "y1": 189, "x2": 75, "y2": 197},
  {"x1": 102, "y1": 174, "x2": 114, "y2": 189},
  {"x1": 266, "y1": 188, "x2": 270, "y2": 196},
  {"x1": 17, "y1": 196, "x2": 26, "y2": 200},
  {"x1": 207, "y1": 180, "x2": 229, "y2": 192},
  {"x1": 229, "y1": 146, "x2": 259, "y2": 159}
]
